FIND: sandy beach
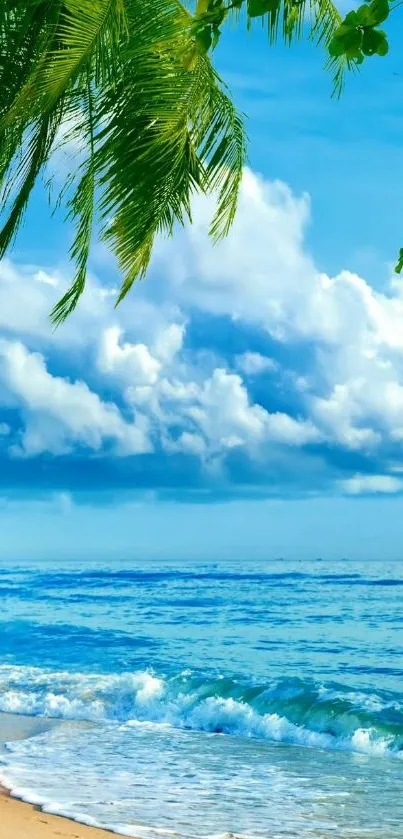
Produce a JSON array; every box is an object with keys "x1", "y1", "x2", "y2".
[{"x1": 0, "y1": 786, "x2": 129, "y2": 839}]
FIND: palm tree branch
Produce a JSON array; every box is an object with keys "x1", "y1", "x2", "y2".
[
  {"x1": 50, "y1": 71, "x2": 96, "y2": 326},
  {"x1": 0, "y1": 107, "x2": 61, "y2": 257}
]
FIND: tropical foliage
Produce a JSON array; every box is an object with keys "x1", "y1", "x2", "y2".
[
  {"x1": 193, "y1": 0, "x2": 396, "y2": 92},
  {"x1": 0, "y1": 1, "x2": 397, "y2": 324}
]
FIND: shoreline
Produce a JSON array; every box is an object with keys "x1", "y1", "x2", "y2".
[
  {"x1": 0, "y1": 711, "x2": 132, "y2": 839},
  {"x1": 0, "y1": 785, "x2": 132, "y2": 839}
]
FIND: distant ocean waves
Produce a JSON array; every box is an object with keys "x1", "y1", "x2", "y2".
[{"x1": 0, "y1": 664, "x2": 402, "y2": 759}]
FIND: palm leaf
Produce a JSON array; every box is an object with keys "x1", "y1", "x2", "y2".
[
  {"x1": 0, "y1": 0, "x2": 245, "y2": 321},
  {"x1": 0, "y1": 0, "x2": 352, "y2": 324},
  {"x1": 0, "y1": 0, "x2": 246, "y2": 322},
  {"x1": 50, "y1": 74, "x2": 96, "y2": 326},
  {"x1": 0, "y1": 108, "x2": 61, "y2": 256}
]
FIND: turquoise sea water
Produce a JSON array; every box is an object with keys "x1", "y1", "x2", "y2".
[{"x1": 0, "y1": 557, "x2": 402, "y2": 837}]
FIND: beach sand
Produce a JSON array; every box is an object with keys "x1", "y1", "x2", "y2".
[{"x1": 0, "y1": 786, "x2": 130, "y2": 839}]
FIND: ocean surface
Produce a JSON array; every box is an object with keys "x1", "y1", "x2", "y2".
[{"x1": 0, "y1": 557, "x2": 402, "y2": 838}]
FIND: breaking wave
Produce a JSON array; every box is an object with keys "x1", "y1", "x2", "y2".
[{"x1": 0, "y1": 664, "x2": 402, "y2": 759}]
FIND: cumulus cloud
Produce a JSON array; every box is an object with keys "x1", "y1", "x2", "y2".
[
  {"x1": 97, "y1": 326, "x2": 162, "y2": 386},
  {"x1": 235, "y1": 352, "x2": 278, "y2": 376},
  {"x1": 156, "y1": 171, "x2": 316, "y2": 337},
  {"x1": 155, "y1": 168, "x2": 403, "y2": 463},
  {"x1": 0, "y1": 340, "x2": 149, "y2": 457},
  {"x1": 126, "y1": 366, "x2": 318, "y2": 460},
  {"x1": 339, "y1": 474, "x2": 403, "y2": 495},
  {"x1": 0, "y1": 257, "x2": 184, "y2": 355},
  {"x1": 1, "y1": 167, "x2": 403, "y2": 494},
  {"x1": 157, "y1": 169, "x2": 403, "y2": 348},
  {"x1": 97, "y1": 322, "x2": 186, "y2": 389},
  {"x1": 153, "y1": 323, "x2": 186, "y2": 363}
]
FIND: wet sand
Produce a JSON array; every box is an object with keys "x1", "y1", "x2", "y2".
[{"x1": 0, "y1": 786, "x2": 130, "y2": 839}]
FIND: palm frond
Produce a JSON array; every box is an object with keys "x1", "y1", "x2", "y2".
[
  {"x1": 0, "y1": 108, "x2": 61, "y2": 256},
  {"x1": 41, "y1": 0, "x2": 128, "y2": 101},
  {"x1": 308, "y1": 0, "x2": 349, "y2": 97},
  {"x1": 0, "y1": 1, "x2": 63, "y2": 128},
  {"x1": 50, "y1": 74, "x2": 96, "y2": 326},
  {"x1": 200, "y1": 82, "x2": 247, "y2": 241},
  {"x1": 91, "y1": 0, "x2": 246, "y2": 307},
  {"x1": 0, "y1": 0, "x2": 246, "y2": 321}
]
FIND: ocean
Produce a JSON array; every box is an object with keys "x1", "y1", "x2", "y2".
[{"x1": 0, "y1": 556, "x2": 402, "y2": 838}]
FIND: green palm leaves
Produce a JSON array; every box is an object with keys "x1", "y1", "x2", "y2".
[
  {"x1": 0, "y1": 0, "x2": 395, "y2": 324},
  {"x1": 0, "y1": 0, "x2": 246, "y2": 323}
]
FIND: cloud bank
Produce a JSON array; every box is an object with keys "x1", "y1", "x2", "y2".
[{"x1": 1, "y1": 169, "x2": 402, "y2": 498}]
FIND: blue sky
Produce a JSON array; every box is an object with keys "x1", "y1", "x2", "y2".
[{"x1": 2, "y1": 15, "x2": 403, "y2": 560}]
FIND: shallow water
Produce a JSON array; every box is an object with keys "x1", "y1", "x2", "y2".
[
  {"x1": 0, "y1": 557, "x2": 401, "y2": 837},
  {"x1": 0, "y1": 711, "x2": 58, "y2": 743}
]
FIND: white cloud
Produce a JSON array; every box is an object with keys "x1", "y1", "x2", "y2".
[
  {"x1": 128, "y1": 366, "x2": 319, "y2": 457},
  {"x1": 190, "y1": 368, "x2": 318, "y2": 450},
  {"x1": 97, "y1": 322, "x2": 186, "y2": 390},
  {"x1": 3, "y1": 167, "x2": 403, "y2": 484},
  {"x1": 339, "y1": 475, "x2": 403, "y2": 495},
  {"x1": 264, "y1": 411, "x2": 319, "y2": 447},
  {"x1": 191, "y1": 368, "x2": 267, "y2": 448},
  {"x1": 0, "y1": 260, "x2": 60, "y2": 339},
  {"x1": 97, "y1": 326, "x2": 161, "y2": 386},
  {"x1": 0, "y1": 257, "x2": 185, "y2": 358},
  {"x1": 157, "y1": 171, "x2": 315, "y2": 338},
  {"x1": 0, "y1": 340, "x2": 150, "y2": 457},
  {"x1": 235, "y1": 352, "x2": 278, "y2": 375},
  {"x1": 157, "y1": 170, "x2": 403, "y2": 348},
  {"x1": 34, "y1": 269, "x2": 59, "y2": 288},
  {"x1": 153, "y1": 323, "x2": 186, "y2": 363},
  {"x1": 154, "y1": 168, "x2": 403, "y2": 457}
]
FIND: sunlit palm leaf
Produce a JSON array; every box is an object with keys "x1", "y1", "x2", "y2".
[
  {"x1": 0, "y1": 0, "x2": 247, "y2": 322},
  {"x1": 0, "y1": 0, "x2": 349, "y2": 325}
]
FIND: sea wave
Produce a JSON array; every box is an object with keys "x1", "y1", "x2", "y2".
[{"x1": 0, "y1": 664, "x2": 401, "y2": 759}]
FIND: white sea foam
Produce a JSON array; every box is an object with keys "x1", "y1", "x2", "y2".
[
  {"x1": 2, "y1": 692, "x2": 403, "y2": 839},
  {"x1": 0, "y1": 665, "x2": 400, "y2": 761}
]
